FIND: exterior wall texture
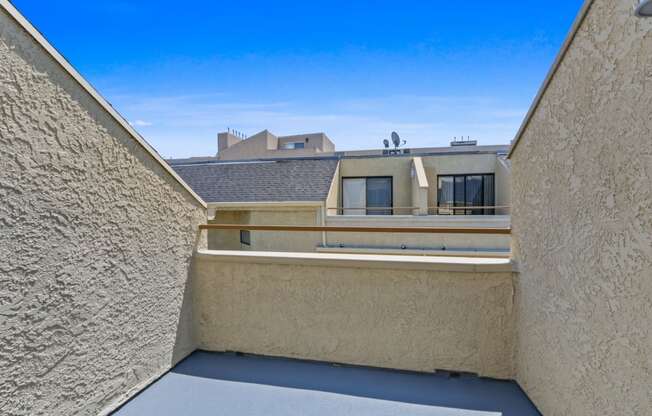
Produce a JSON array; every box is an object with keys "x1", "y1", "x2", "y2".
[
  {"x1": 511, "y1": 1, "x2": 652, "y2": 414},
  {"x1": 194, "y1": 253, "x2": 516, "y2": 379},
  {"x1": 208, "y1": 208, "x2": 322, "y2": 252},
  {"x1": 0, "y1": 8, "x2": 206, "y2": 416},
  {"x1": 218, "y1": 130, "x2": 334, "y2": 160}
]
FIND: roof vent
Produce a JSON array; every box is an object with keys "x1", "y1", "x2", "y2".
[{"x1": 450, "y1": 136, "x2": 477, "y2": 147}]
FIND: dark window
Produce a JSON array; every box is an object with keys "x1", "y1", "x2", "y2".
[
  {"x1": 240, "y1": 230, "x2": 251, "y2": 246},
  {"x1": 366, "y1": 177, "x2": 393, "y2": 215},
  {"x1": 293, "y1": 142, "x2": 305, "y2": 149},
  {"x1": 437, "y1": 174, "x2": 495, "y2": 215},
  {"x1": 342, "y1": 177, "x2": 393, "y2": 215}
]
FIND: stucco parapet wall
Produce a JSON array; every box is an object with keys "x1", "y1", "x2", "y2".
[{"x1": 195, "y1": 249, "x2": 514, "y2": 273}]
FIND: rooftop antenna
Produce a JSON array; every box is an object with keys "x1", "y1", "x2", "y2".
[
  {"x1": 383, "y1": 139, "x2": 390, "y2": 148},
  {"x1": 391, "y1": 131, "x2": 406, "y2": 149}
]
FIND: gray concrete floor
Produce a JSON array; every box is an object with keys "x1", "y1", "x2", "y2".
[{"x1": 113, "y1": 351, "x2": 540, "y2": 416}]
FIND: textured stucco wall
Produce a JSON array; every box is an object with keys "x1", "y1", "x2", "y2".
[
  {"x1": 194, "y1": 253, "x2": 515, "y2": 379},
  {"x1": 494, "y1": 157, "x2": 511, "y2": 216},
  {"x1": 208, "y1": 211, "x2": 251, "y2": 250},
  {"x1": 208, "y1": 208, "x2": 322, "y2": 252},
  {"x1": 218, "y1": 130, "x2": 332, "y2": 160},
  {"x1": 511, "y1": 1, "x2": 652, "y2": 414},
  {"x1": 0, "y1": 8, "x2": 206, "y2": 416}
]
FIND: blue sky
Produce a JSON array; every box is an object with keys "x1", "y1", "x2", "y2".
[{"x1": 14, "y1": 1, "x2": 583, "y2": 158}]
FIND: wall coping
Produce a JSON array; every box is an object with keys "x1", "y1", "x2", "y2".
[{"x1": 196, "y1": 249, "x2": 514, "y2": 273}]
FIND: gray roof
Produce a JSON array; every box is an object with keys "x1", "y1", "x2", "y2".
[{"x1": 170, "y1": 158, "x2": 339, "y2": 203}]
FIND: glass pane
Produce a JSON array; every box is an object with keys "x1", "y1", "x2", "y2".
[
  {"x1": 465, "y1": 176, "x2": 483, "y2": 215},
  {"x1": 366, "y1": 177, "x2": 392, "y2": 215},
  {"x1": 454, "y1": 176, "x2": 466, "y2": 214},
  {"x1": 293, "y1": 142, "x2": 305, "y2": 149},
  {"x1": 437, "y1": 176, "x2": 454, "y2": 215},
  {"x1": 342, "y1": 178, "x2": 366, "y2": 215},
  {"x1": 483, "y1": 175, "x2": 495, "y2": 215}
]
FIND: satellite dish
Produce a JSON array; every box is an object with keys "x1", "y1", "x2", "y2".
[
  {"x1": 383, "y1": 139, "x2": 390, "y2": 148},
  {"x1": 391, "y1": 131, "x2": 401, "y2": 148}
]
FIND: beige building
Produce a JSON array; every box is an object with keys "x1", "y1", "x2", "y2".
[
  {"x1": 170, "y1": 139, "x2": 512, "y2": 256},
  {"x1": 217, "y1": 129, "x2": 335, "y2": 160}
]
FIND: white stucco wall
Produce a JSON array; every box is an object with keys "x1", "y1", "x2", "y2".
[
  {"x1": 510, "y1": 1, "x2": 652, "y2": 414},
  {"x1": 0, "y1": 6, "x2": 206, "y2": 416},
  {"x1": 194, "y1": 251, "x2": 516, "y2": 379}
]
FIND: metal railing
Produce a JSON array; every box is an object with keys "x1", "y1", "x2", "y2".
[{"x1": 326, "y1": 205, "x2": 510, "y2": 215}]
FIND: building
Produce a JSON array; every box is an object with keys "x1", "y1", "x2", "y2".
[
  {"x1": 217, "y1": 129, "x2": 335, "y2": 160},
  {"x1": 169, "y1": 136, "x2": 512, "y2": 256}
]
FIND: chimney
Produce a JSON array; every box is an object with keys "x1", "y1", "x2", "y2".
[{"x1": 217, "y1": 130, "x2": 242, "y2": 154}]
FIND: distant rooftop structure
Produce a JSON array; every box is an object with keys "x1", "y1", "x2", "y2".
[
  {"x1": 168, "y1": 129, "x2": 510, "y2": 165},
  {"x1": 217, "y1": 129, "x2": 335, "y2": 161}
]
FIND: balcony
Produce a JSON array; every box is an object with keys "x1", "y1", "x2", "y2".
[
  {"x1": 107, "y1": 229, "x2": 537, "y2": 415},
  {"x1": 114, "y1": 351, "x2": 539, "y2": 416}
]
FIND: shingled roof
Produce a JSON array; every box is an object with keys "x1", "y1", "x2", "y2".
[{"x1": 170, "y1": 158, "x2": 339, "y2": 203}]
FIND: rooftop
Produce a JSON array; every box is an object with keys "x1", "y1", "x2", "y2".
[
  {"x1": 114, "y1": 351, "x2": 540, "y2": 416},
  {"x1": 170, "y1": 158, "x2": 339, "y2": 203},
  {"x1": 167, "y1": 143, "x2": 510, "y2": 166}
]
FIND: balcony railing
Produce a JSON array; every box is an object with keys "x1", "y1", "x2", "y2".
[{"x1": 326, "y1": 205, "x2": 511, "y2": 215}]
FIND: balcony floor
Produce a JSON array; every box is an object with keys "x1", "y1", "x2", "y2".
[{"x1": 113, "y1": 351, "x2": 540, "y2": 416}]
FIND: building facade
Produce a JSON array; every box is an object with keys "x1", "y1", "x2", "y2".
[{"x1": 169, "y1": 136, "x2": 511, "y2": 256}]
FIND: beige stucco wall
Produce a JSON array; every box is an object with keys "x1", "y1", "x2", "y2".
[
  {"x1": 218, "y1": 130, "x2": 335, "y2": 160},
  {"x1": 194, "y1": 252, "x2": 516, "y2": 379},
  {"x1": 208, "y1": 208, "x2": 322, "y2": 252},
  {"x1": 208, "y1": 211, "x2": 251, "y2": 250},
  {"x1": 494, "y1": 157, "x2": 511, "y2": 215},
  {"x1": 247, "y1": 209, "x2": 322, "y2": 251},
  {"x1": 511, "y1": 1, "x2": 652, "y2": 414},
  {"x1": 325, "y1": 161, "x2": 340, "y2": 215},
  {"x1": 0, "y1": 7, "x2": 206, "y2": 416},
  {"x1": 339, "y1": 157, "x2": 414, "y2": 213},
  {"x1": 325, "y1": 215, "x2": 511, "y2": 252}
]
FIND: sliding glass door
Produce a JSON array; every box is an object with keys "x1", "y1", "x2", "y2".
[
  {"x1": 342, "y1": 177, "x2": 392, "y2": 215},
  {"x1": 437, "y1": 174, "x2": 495, "y2": 215},
  {"x1": 342, "y1": 178, "x2": 366, "y2": 215}
]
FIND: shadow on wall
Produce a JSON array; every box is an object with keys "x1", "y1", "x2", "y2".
[
  {"x1": 171, "y1": 229, "x2": 208, "y2": 365},
  {"x1": 170, "y1": 258, "x2": 195, "y2": 365}
]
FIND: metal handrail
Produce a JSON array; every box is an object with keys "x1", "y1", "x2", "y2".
[
  {"x1": 326, "y1": 205, "x2": 511, "y2": 210},
  {"x1": 199, "y1": 224, "x2": 511, "y2": 235}
]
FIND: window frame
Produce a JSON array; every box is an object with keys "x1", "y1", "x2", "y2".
[
  {"x1": 239, "y1": 229, "x2": 251, "y2": 246},
  {"x1": 341, "y1": 176, "x2": 394, "y2": 215},
  {"x1": 281, "y1": 141, "x2": 305, "y2": 150},
  {"x1": 436, "y1": 173, "x2": 495, "y2": 215}
]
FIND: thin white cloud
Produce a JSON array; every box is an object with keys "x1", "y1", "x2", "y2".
[
  {"x1": 129, "y1": 120, "x2": 153, "y2": 127},
  {"x1": 110, "y1": 93, "x2": 524, "y2": 158}
]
